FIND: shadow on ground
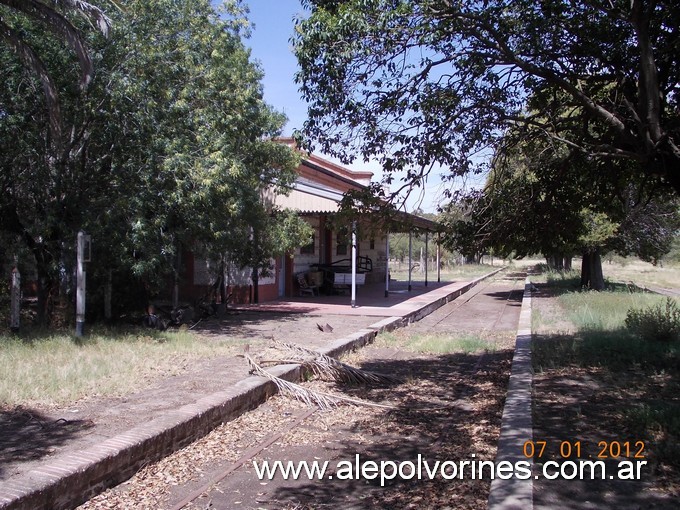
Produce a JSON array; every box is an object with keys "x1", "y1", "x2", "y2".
[
  {"x1": 0, "y1": 407, "x2": 95, "y2": 480},
  {"x1": 532, "y1": 330, "x2": 679, "y2": 509},
  {"x1": 483, "y1": 289, "x2": 524, "y2": 303},
  {"x1": 193, "y1": 311, "x2": 312, "y2": 338},
  {"x1": 258, "y1": 349, "x2": 514, "y2": 509}
]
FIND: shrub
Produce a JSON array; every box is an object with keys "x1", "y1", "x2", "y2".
[{"x1": 625, "y1": 297, "x2": 680, "y2": 342}]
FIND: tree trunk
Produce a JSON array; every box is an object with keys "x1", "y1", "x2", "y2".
[
  {"x1": 564, "y1": 256, "x2": 573, "y2": 271},
  {"x1": 546, "y1": 253, "x2": 565, "y2": 270},
  {"x1": 28, "y1": 241, "x2": 58, "y2": 326},
  {"x1": 35, "y1": 266, "x2": 56, "y2": 325},
  {"x1": 104, "y1": 269, "x2": 112, "y2": 320},
  {"x1": 580, "y1": 249, "x2": 605, "y2": 290},
  {"x1": 252, "y1": 266, "x2": 259, "y2": 304},
  {"x1": 10, "y1": 266, "x2": 21, "y2": 332}
]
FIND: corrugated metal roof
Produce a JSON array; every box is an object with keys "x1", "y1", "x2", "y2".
[{"x1": 272, "y1": 188, "x2": 339, "y2": 213}]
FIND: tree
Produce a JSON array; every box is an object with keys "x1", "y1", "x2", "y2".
[
  {"x1": 441, "y1": 139, "x2": 680, "y2": 289},
  {"x1": 294, "y1": 0, "x2": 680, "y2": 196},
  {"x1": 0, "y1": 0, "x2": 309, "y2": 323},
  {"x1": 0, "y1": 0, "x2": 111, "y2": 151}
]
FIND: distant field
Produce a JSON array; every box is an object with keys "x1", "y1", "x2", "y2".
[
  {"x1": 388, "y1": 261, "x2": 500, "y2": 281},
  {"x1": 516, "y1": 255, "x2": 680, "y2": 289}
]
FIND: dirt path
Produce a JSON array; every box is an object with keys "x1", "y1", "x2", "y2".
[{"x1": 80, "y1": 273, "x2": 525, "y2": 509}]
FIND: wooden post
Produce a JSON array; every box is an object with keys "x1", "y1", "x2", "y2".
[
  {"x1": 173, "y1": 246, "x2": 180, "y2": 309},
  {"x1": 104, "y1": 269, "x2": 112, "y2": 320},
  {"x1": 10, "y1": 265, "x2": 20, "y2": 332},
  {"x1": 252, "y1": 227, "x2": 259, "y2": 304}
]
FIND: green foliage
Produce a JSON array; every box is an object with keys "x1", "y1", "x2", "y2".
[
  {"x1": 625, "y1": 297, "x2": 680, "y2": 343},
  {"x1": 440, "y1": 131, "x2": 680, "y2": 285},
  {"x1": 1, "y1": 0, "x2": 303, "y2": 318},
  {"x1": 0, "y1": 0, "x2": 111, "y2": 150},
  {"x1": 295, "y1": 0, "x2": 680, "y2": 196},
  {"x1": 578, "y1": 210, "x2": 618, "y2": 250},
  {"x1": 663, "y1": 235, "x2": 680, "y2": 265}
]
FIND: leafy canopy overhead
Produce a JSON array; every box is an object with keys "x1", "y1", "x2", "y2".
[
  {"x1": 441, "y1": 136, "x2": 680, "y2": 270},
  {"x1": 0, "y1": 0, "x2": 111, "y2": 150},
  {"x1": 294, "y1": 0, "x2": 680, "y2": 195}
]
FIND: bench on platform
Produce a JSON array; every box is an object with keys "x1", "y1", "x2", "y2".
[{"x1": 333, "y1": 272, "x2": 365, "y2": 292}]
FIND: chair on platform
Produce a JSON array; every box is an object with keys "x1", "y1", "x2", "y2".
[{"x1": 296, "y1": 273, "x2": 318, "y2": 297}]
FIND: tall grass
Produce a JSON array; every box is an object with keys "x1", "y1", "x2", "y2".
[
  {"x1": 377, "y1": 330, "x2": 507, "y2": 354},
  {"x1": 558, "y1": 290, "x2": 668, "y2": 331},
  {"x1": 0, "y1": 328, "x2": 239, "y2": 407},
  {"x1": 534, "y1": 289, "x2": 679, "y2": 370}
]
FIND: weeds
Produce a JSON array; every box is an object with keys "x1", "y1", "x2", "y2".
[
  {"x1": 376, "y1": 330, "x2": 507, "y2": 354},
  {"x1": 533, "y1": 275, "x2": 680, "y2": 485},
  {"x1": 0, "y1": 327, "x2": 239, "y2": 407},
  {"x1": 625, "y1": 297, "x2": 680, "y2": 343}
]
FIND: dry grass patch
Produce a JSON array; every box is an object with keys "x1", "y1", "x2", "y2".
[
  {"x1": 374, "y1": 328, "x2": 513, "y2": 355},
  {"x1": 0, "y1": 327, "x2": 246, "y2": 408},
  {"x1": 388, "y1": 262, "x2": 499, "y2": 282}
]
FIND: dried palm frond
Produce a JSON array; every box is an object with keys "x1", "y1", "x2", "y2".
[
  {"x1": 275, "y1": 341, "x2": 400, "y2": 385},
  {"x1": 244, "y1": 353, "x2": 399, "y2": 411}
]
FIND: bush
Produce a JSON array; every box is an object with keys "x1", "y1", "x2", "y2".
[{"x1": 625, "y1": 297, "x2": 680, "y2": 342}]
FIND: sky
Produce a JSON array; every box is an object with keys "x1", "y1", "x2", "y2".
[
  {"x1": 243, "y1": 0, "x2": 308, "y2": 138},
  {"x1": 241, "y1": 0, "x2": 478, "y2": 213}
]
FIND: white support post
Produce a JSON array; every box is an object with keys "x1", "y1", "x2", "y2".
[
  {"x1": 437, "y1": 232, "x2": 441, "y2": 283},
  {"x1": 408, "y1": 231, "x2": 413, "y2": 292},
  {"x1": 76, "y1": 231, "x2": 88, "y2": 337},
  {"x1": 425, "y1": 232, "x2": 429, "y2": 287},
  {"x1": 351, "y1": 221, "x2": 357, "y2": 308}
]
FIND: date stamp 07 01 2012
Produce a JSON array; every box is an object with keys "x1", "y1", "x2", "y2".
[{"x1": 523, "y1": 440, "x2": 646, "y2": 460}]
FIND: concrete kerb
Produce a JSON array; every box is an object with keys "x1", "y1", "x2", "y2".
[
  {"x1": 0, "y1": 268, "x2": 502, "y2": 510},
  {"x1": 488, "y1": 277, "x2": 534, "y2": 510}
]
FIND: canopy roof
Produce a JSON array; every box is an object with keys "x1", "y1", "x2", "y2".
[{"x1": 270, "y1": 139, "x2": 439, "y2": 232}]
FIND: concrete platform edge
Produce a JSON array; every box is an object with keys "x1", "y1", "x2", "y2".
[{"x1": 488, "y1": 277, "x2": 533, "y2": 510}]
